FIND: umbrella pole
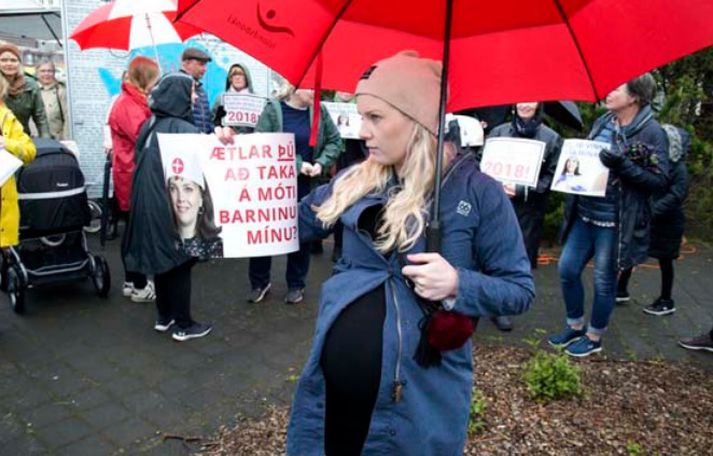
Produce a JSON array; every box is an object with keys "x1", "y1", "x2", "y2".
[
  {"x1": 145, "y1": 13, "x2": 164, "y2": 73},
  {"x1": 428, "y1": 0, "x2": 454, "y2": 253}
]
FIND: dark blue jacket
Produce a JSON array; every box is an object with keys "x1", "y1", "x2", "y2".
[
  {"x1": 287, "y1": 152, "x2": 535, "y2": 455},
  {"x1": 191, "y1": 78, "x2": 213, "y2": 134},
  {"x1": 562, "y1": 106, "x2": 670, "y2": 270}
]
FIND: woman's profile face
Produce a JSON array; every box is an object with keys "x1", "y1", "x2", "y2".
[
  {"x1": 605, "y1": 83, "x2": 637, "y2": 112},
  {"x1": 515, "y1": 102, "x2": 538, "y2": 121},
  {"x1": 169, "y1": 176, "x2": 203, "y2": 235},
  {"x1": 0, "y1": 51, "x2": 20, "y2": 77},
  {"x1": 357, "y1": 94, "x2": 413, "y2": 168}
]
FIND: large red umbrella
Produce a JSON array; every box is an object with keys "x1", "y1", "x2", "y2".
[{"x1": 176, "y1": 0, "x2": 712, "y2": 236}]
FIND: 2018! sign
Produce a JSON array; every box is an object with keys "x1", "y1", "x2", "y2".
[
  {"x1": 480, "y1": 137, "x2": 546, "y2": 188},
  {"x1": 223, "y1": 93, "x2": 267, "y2": 128}
]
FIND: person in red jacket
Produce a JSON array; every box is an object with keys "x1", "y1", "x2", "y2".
[{"x1": 109, "y1": 56, "x2": 160, "y2": 302}]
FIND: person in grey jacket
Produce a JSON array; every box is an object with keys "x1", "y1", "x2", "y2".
[
  {"x1": 488, "y1": 102, "x2": 562, "y2": 331},
  {"x1": 549, "y1": 73, "x2": 669, "y2": 357}
]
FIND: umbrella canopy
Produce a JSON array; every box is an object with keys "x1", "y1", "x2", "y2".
[
  {"x1": 176, "y1": 0, "x2": 713, "y2": 111},
  {"x1": 71, "y1": 0, "x2": 202, "y2": 51}
]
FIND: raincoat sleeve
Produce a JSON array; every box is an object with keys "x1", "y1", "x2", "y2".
[
  {"x1": 652, "y1": 159, "x2": 688, "y2": 217},
  {"x1": 4, "y1": 114, "x2": 37, "y2": 165},
  {"x1": 314, "y1": 105, "x2": 343, "y2": 171},
  {"x1": 297, "y1": 180, "x2": 336, "y2": 242},
  {"x1": 534, "y1": 134, "x2": 562, "y2": 194},
  {"x1": 452, "y1": 178, "x2": 535, "y2": 318}
]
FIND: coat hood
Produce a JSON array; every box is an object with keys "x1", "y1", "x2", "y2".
[
  {"x1": 224, "y1": 63, "x2": 254, "y2": 93},
  {"x1": 148, "y1": 72, "x2": 194, "y2": 121}
]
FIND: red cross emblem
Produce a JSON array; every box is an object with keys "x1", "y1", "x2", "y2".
[{"x1": 171, "y1": 158, "x2": 184, "y2": 175}]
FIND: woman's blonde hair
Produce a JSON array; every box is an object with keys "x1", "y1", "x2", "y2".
[
  {"x1": 316, "y1": 121, "x2": 443, "y2": 253},
  {"x1": 0, "y1": 75, "x2": 8, "y2": 100},
  {"x1": 274, "y1": 79, "x2": 295, "y2": 101}
]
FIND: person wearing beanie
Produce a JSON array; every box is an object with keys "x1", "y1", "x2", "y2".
[
  {"x1": 487, "y1": 102, "x2": 563, "y2": 332},
  {"x1": 286, "y1": 51, "x2": 534, "y2": 455},
  {"x1": 0, "y1": 42, "x2": 50, "y2": 137},
  {"x1": 548, "y1": 73, "x2": 669, "y2": 358}
]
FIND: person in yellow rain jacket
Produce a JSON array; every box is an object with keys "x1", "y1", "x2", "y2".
[{"x1": 0, "y1": 75, "x2": 37, "y2": 248}]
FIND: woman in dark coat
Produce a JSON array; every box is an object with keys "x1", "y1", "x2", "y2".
[
  {"x1": 487, "y1": 102, "x2": 562, "y2": 331},
  {"x1": 616, "y1": 124, "x2": 690, "y2": 316},
  {"x1": 124, "y1": 72, "x2": 212, "y2": 342}
]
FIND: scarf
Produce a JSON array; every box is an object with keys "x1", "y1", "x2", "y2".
[
  {"x1": 511, "y1": 108, "x2": 543, "y2": 138},
  {"x1": 4, "y1": 73, "x2": 25, "y2": 98}
]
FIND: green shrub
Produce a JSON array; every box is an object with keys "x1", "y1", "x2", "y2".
[
  {"x1": 522, "y1": 351, "x2": 583, "y2": 402},
  {"x1": 626, "y1": 441, "x2": 643, "y2": 456},
  {"x1": 468, "y1": 387, "x2": 487, "y2": 435}
]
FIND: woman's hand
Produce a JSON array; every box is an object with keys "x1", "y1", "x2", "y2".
[
  {"x1": 300, "y1": 162, "x2": 314, "y2": 176},
  {"x1": 214, "y1": 126, "x2": 235, "y2": 145},
  {"x1": 502, "y1": 182, "x2": 516, "y2": 198},
  {"x1": 402, "y1": 253, "x2": 459, "y2": 301},
  {"x1": 309, "y1": 162, "x2": 323, "y2": 177}
]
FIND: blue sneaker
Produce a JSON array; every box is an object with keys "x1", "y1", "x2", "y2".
[
  {"x1": 565, "y1": 336, "x2": 602, "y2": 357},
  {"x1": 547, "y1": 326, "x2": 587, "y2": 348}
]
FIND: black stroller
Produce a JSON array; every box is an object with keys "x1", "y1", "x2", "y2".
[{"x1": 3, "y1": 139, "x2": 110, "y2": 314}]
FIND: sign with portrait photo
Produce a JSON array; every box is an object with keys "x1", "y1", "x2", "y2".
[
  {"x1": 323, "y1": 102, "x2": 362, "y2": 139},
  {"x1": 480, "y1": 137, "x2": 546, "y2": 188},
  {"x1": 158, "y1": 133, "x2": 299, "y2": 259},
  {"x1": 550, "y1": 139, "x2": 611, "y2": 197},
  {"x1": 222, "y1": 93, "x2": 267, "y2": 128}
]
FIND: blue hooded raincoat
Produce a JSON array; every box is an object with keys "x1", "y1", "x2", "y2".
[{"x1": 287, "y1": 151, "x2": 535, "y2": 455}]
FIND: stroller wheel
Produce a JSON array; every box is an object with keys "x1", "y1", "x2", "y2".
[
  {"x1": 91, "y1": 255, "x2": 111, "y2": 297},
  {"x1": 84, "y1": 200, "x2": 103, "y2": 234},
  {"x1": 6, "y1": 267, "x2": 26, "y2": 314}
]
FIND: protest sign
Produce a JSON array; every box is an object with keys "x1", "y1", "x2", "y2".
[
  {"x1": 222, "y1": 93, "x2": 267, "y2": 128},
  {"x1": 480, "y1": 137, "x2": 546, "y2": 187},
  {"x1": 551, "y1": 139, "x2": 610, "y2": 197},
  {"x1": 158, "y1": 133, "x2": 299, "y2": 258},
  {"x1": 0, "y1": 149, "x2": 22, "y2": 186},
  {"x1": 323, "y1": 102, "x2": 362, "y2": 139}
]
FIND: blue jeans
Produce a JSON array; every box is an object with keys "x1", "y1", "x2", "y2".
[
  {"x1": 558, "y1": 217, "x2": 618, "y2": 334},
  {"x1": 248, "y1": 176, "x2": 312, "y2": 290}
]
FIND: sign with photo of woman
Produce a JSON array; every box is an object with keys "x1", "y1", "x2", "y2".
[
  {"x1": 322, "y1": 102, "x2": 362, "y2": 139},
  {"x1": 158, "y1": 133, "x2": 299, "y2": 259},
  {"x1": 551, "y1": 139, "x2": 611, "y2": 197}
]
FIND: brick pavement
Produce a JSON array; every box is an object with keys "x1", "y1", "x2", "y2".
[{"x1": 0, "y1": 236, "x2": 710, "y2": 455}]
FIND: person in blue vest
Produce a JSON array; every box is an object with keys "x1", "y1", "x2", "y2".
[
  {"x1": 549, "y1": 73, "x2": 669, "y2": 357},
  {"x1": 287, "y1": 51, "x2": 534, "y2": 455},
  {"x1": 180, "y1": 47, "x2": 213, "y2": 134}
]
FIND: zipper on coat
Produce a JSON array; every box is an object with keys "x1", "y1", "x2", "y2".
[{"x1": 389, "y1": 281, "x2": 404, "y2": 403}]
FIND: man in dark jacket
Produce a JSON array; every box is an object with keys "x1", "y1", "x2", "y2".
[
  {"x1": 180, "y1": 47, "x2": 213, "y2": 134},
  {"x1": 549, "y1": 73, "x2": 669, "y2": 357}
]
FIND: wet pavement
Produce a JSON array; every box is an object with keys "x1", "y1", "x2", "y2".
[{"x1": 1, "y1": 234, "x2": 711, "y2": 455}]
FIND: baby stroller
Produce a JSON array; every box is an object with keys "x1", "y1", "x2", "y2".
[{"x1": 3, "y1": 139, "x2": 110, "y2": 314}]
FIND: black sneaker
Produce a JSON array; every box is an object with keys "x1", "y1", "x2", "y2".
[
  {"x1": 172, "y1": 322, "x2": 213, "y2": 342},
  {"x1": 285, "y1": 288, "x2": 304, "y2": 304},
  {"x1": 491, "y1": 316, "x2": 513, "y2": 332},
  {"x1": 247, "y1": 283, "x2": 271, "y2": 303},
  {"x1": 643, "y1": 297, "x2": 675, "y2": 316},
  {"x1": 154, "y1": 317, "x2": 175, "y2": 332},
  {"x1": 615, "y1": 291, "x2": 630, "y2": 304},
  {"x1": 678, "y1": 333, "x2": 713, "y2": 353}
]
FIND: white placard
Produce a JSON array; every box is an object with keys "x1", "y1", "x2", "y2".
[
  {"x1": 480, "y1": 138, "x2": 546, "y2": 187},
  {"x1": 223, "y1": 93, "x2": 267, "y2": 128},
  {"x1": 158, "y1": 133, "x2": 299, "y2": 258},
  {"x1": 0, "y1": 149, "x2": 23, "y2": 186},
  {"x1": 323, "y1": 102, "x2": 362, "y2": 139},
  {"x1": 551, "y1": 139, "x2": 611, "y2": 197}
]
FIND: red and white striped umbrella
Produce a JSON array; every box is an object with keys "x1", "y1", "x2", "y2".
[{"x1": 71, "y1": 0, "x2": 202, "y2": 51}]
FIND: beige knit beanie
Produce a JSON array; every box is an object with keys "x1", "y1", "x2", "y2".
[{"x1": 356, "y1": 51, "x2": 443, "y2": 136}]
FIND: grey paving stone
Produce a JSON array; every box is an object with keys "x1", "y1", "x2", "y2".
[
  {"x1": 3, "y1": 434, "x2": 49, "y2": 456},
  {"x1": 18, "y1": 402, "x2": 74, "y2": 430},
  {"x1": 35, "y1": 417, "x2": 94, "y2": 449},
  {"x1": 57, "y1": 434, "x2": 118, "y2": 456},
  {"x1": 67, "y1": 387, "x2": 113, "y2": 411},
  {"x1": 81, "y1": 402, "x2": 132, "y2": 431},
  {"x1": 101, "y1": 417, "x2": 158, "y2": 448}
]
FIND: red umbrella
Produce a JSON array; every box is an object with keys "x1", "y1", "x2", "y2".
[
  {"x1": 176, "y1": 0, "x2": 712, "y2": 236},
  {"x1": 71, "y1": 0, "x2": 202, "y2": 52}
]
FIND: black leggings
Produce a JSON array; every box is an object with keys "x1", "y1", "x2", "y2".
[
  {"x1": 154, "y1": 259, "x2": 197, "y2": 329},
  {"x1": 618, "y1": 258, "x2": 674, "y2": 300}
]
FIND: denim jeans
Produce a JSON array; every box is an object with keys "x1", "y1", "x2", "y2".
[
  {"x1": 558, "y1": 217, "x2": 618, "y2": 334},
  {"x1": 248, "y1": 175, "x2": 312, "y2": 290}
]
